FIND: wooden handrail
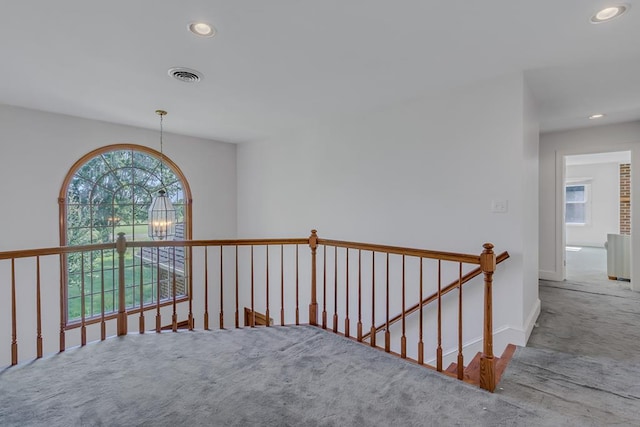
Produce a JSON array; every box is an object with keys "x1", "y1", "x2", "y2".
[
  {"x1": 361, "y1": 251, "x2": 510, "y2": 341},
  {"x1": 0, "y1": 239, "x2": 309, "y2": 261},
  {"x1": 130, "y1": 238, "x2": 309, "y2": 248},
  {"x1": 1, "y1": 230, "x2": 507, "y2": 393},
  {"x1": 0, "y1": 237, "x2": 479, "y2": 262},
  {"x1": 318, "y1": 238, "x2": 481, "y2": 264},
  {"x1": 0, "y1": 242, "x2": 116, "y2": 260}
]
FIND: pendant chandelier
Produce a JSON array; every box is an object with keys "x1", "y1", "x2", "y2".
[{"x1": 148, "y1": 109, "x2": 176, "y2": 241}]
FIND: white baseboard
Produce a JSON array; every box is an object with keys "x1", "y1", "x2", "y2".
[
  {"x1": 539, "y1": 269, "x2": 563, "y2": 281},
  {"x1": 429, "y1": 324, "x2": 526, "y2": 366},
  {"x1": 423, "y1": 300, "x2": 542, "y2": 366},
  {"x1": 523, "y1": 298, "x2": 541, "y2": 343}
]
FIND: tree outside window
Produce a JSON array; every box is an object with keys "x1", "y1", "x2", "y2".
[{"x1": 62, "y1": 145, "x2": 190, "y2": 323}]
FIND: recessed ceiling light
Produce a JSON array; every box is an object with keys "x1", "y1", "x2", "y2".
[
  {"x1": 589, "y1": 113, "x2": 606, "y2": 120},
  {"x1": 591, "y1": 5, "x2": 629, "y2": 23},
  {"x1": 188, "y1": 22, "x2": 216, "y2": 37}
]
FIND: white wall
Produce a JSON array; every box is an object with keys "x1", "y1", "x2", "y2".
[
  {"x1": 237, "y1": 72, "x2": 540, "y2": 353},
  {"x1": 522, "y1": 81, "x2": 541, "y2": 335},
  {"x1": 0, "y1": 104, "x2": 237, "y2": 248},
  {"x1": 565, "y1": 162, "x2": 619, "y2": 247},
  {"x1": 539, "y1": 120, "x2": 640, "y2": 292},
  {"x1": 0, "y1": 104, "x2": 237, "y2": 364}
]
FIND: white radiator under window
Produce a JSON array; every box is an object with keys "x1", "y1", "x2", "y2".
[{"x1": 606, "y1": 233, "x2": 630, "y2": 280}]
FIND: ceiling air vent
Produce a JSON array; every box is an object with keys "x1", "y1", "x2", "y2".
[{"x1": 168, "y1": 67, "x2": 203, "y2": 83}]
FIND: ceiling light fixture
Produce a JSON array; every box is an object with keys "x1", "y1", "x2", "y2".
[
  {"x1": 148, "y1": 110, "x2": 176, "y2": 241},
  {"x1": 589, "y1": 113, "x2": 606, "y2": 120},
  {"x1": 188, "y1": 22, "x2": 216, "y2": 37},
  {"x1": 591, "y1": 5, "x2": 629, "y2": 23}
]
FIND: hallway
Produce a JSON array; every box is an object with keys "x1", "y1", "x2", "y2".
[
  {"x1": 529, "y1": 279, "x2": 640, "y2": 361},
  {"x1": 496, "y1": 279, "x2": 640, "y2": 424}
]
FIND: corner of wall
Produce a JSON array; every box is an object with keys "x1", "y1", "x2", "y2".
[
  {"x1": 539, "y1": 270, "x2": 563, "y2": 281},
  {"x1": 522, "y1": 298, "x2": 541, "y2": 343}
]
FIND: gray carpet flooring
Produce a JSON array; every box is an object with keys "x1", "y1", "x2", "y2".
[
  {"x1": 496, "y1": 280, "x2": 640, "y2": 426},
  {"x1": 1, "y1": 326, "x2": 571, "y2": 427},
  {"x1": 1, "y1": 279, "x2": 639, "y2": 426},
  {"x1": 529, "y1": 280, "x2": 640, "y2": 361}
]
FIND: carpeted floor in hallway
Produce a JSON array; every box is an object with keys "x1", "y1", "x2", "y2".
[{"x1": 495, "y1": 279, "x2": 640, "y2": 426}]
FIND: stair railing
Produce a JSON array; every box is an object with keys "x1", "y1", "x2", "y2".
[
  {"x1": 0, "y1": 230, "x2": 504, "y2": 391},
  {"x1": 361, "y1": 251, "x2": 510, "y2": 343},
  {"x1": 308, "y1": 232, "x2": 503, "y2": 391}
]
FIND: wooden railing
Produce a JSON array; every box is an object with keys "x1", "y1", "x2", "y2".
[
  {"x1": 0, "y1": 230, "x2": 505, "y2": 391},
  {"x1": 310, "y1": 234, "x2": 504, "y2": 391},
  {"x1": 361, "y1": 251, "x2": 510, "y2": 341}
]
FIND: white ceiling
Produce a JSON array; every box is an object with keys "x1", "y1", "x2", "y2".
[{"x1": 1, "y1": 1, "x2": 639, "y2": 143}]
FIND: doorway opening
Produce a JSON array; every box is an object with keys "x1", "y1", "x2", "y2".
[{"x1": 563, "y1": 151, "x2": 631, "y2": 289}]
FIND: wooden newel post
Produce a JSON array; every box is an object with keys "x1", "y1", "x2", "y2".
[
  {"x1": 116, "y1": 232, "x2": 128, "y2": 336},
  {"x1": 479, "y1": 243, "x2": 497, "y2": 392},
  {"x1": 309, "y1": 229, "x2": 319, "y2": 326}
]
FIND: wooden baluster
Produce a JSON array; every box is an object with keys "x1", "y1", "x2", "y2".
[
  {"x1": 280, "y1": 245, "x2": 285, "y2": 326},
  {"x1": 188, "y1": 243, "x2": 194, "y2": 330},
  {"x1": 401, "y1": 255, "x2": 406, "y2": 358},
  {"x1": 204, "y1": 247, "x2": 209, "y2": 330},
  {"x1": 36, "y1": 256, "x2": 43, "y2": 359},
  {"x1": 101, "y1": 250, "x2": 106, "y2": 340},
  {"x1": 219, "y1": 246, "x2": 224, "y2": 329},
  {"x1": 139, "y1": 248, "x2": 145, "y2": 334},
  {"x1": 357, "y1": 250, "x2": 362, "y2": 342},
  {"x1": 131, "y1": 249, "x2": 135, "y2": 312},
  {"x1": 155, "y1": 247, "x2": 161, "y2": 333},
  {"x1": 385, "y1": 253, "x2": 390, "y2": 353},
  {"x1": 418, "y1": 258, "x2": 424, "y2": 364},
  {"x1": 11, "y1": 258, "x2": 18, "y2": 365},
  {"x1": 437, "y1": 259, "x2": 442, "y2": 371},
  {"x1": 116, "y1": 232, "x2": 127, "y2": 336},
  {"x1": 295, "y1": 245, "x2": 299, "y2": 326},
  {"x1": 250, "y1": 245, "x2": 255, "y2": 327},
  {"x1": 59, "y1": 253, "x2": 66, "y2": 353},
  {"x1": 235, "y1": 245, "x2": 239, "y2": 328},
  {"x1": 344, "y1": 248, "x2": 350, "y2": 338},
  {"x1": 81, "y1": 252, "x2": 86, "y2": 346},
  {"x1": 322, "y1": 245, "x2": 327, "y2": 329},
  {"x1": 188, "y1": 248, "x2": 194, "y2": 331},
  {"x1": 333, "y1": 246, "x2": 338, "y2": 333},
  {"x1": 112, "y1": 250, "x2": 116, "y2": 322},
  {"x1": 265, "y1": 246, "x2": 270, "y2": 327},
  {"x1": 308, "y1": 230, "x2": 318, "y2": 326},
  {"x1": 172, "y1": 247, "x2": 177, "y2": 332},
  {"x1": 457, "y1": 262, "x2": 464, "y2": 380},
  {"x1": 480, "y1": 243, "x2": 497, "y2": 392},
  {"x1": 370, "y1": 252, "x2": 376, "y2": 348}
]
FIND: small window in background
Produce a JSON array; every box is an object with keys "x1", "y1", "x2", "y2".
[{"x1": 565, "y1": 184, "x2": 588, "y2": 224}]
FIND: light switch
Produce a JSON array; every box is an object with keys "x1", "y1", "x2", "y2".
[{"x1": 491, "y1": 200, "x2": 508, "y2": 213}]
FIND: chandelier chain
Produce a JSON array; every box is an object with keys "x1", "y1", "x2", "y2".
[
  {"x1": 160, "y1": 112, "x2": 164, "y2": 187},
  {"x1": 156, "y1": 109, "x2": 168, "y2": 189}
]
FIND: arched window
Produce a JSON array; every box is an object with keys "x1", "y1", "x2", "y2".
[{"x1": 59, "y1": 144, "x2": 192, "y2": 324}]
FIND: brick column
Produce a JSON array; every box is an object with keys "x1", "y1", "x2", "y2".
[{"x1": 620, "y1": 163, "x2": 631, "y2": 234}]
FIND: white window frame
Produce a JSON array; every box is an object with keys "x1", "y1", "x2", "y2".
[{"x1": 565, "y1": 181, "x2": 591, "y2": 226}]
